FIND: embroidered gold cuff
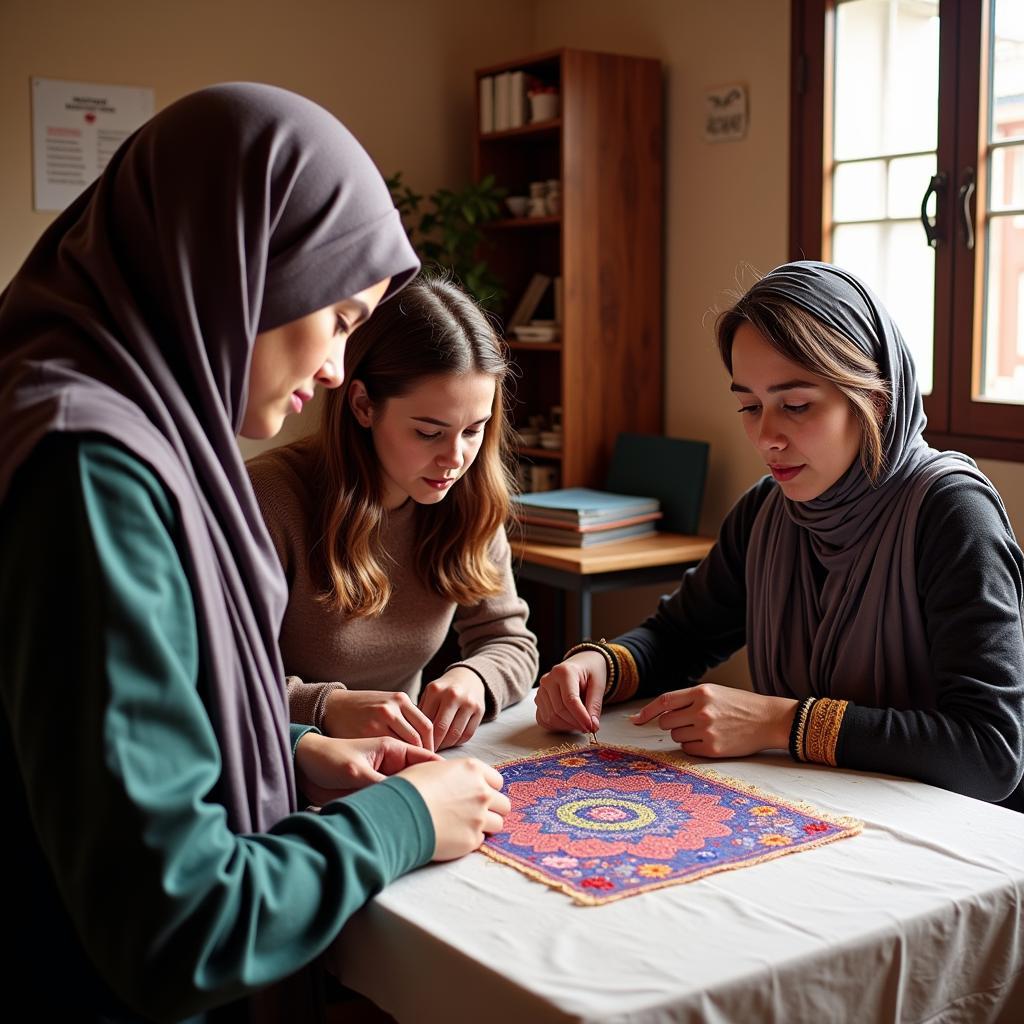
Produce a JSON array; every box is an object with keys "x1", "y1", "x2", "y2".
[
  {"x1": 803, "y1": 698, "x2": 848, "y2": 767},
  {"x1": 606, "y1": 643, "x2": 639, "y2": 703}
]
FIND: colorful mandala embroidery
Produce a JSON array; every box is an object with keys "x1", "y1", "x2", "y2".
[{"x1": 480, "y1": 744, "x2": 862, "y2": 905}]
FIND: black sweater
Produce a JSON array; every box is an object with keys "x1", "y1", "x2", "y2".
[{"x1": 617, "y1": 474, "x2": 1024, "y2": 811}]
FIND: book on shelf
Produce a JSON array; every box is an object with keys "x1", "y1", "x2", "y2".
[
  {"x1": 507, "y1": 273, "x2": 552, "y2": 329},
  {"x1": 509, "y1": 70, "x2": 527, "y2": 128},
  {"x1": 512, "y1": 487, "x2": 660, "y2": 526},
  {"x1": 494, "y1": 72, "x2": 511, "y2": 131},
  {"x1": 516, "y1": 510, "x2": 663, "y2": 532},
  {"x1": 519, "y1": 520, "x2": 658, "y2": 547},
  {"x1": 479, "y1": 76, "x2": 494, "y2": 133}
]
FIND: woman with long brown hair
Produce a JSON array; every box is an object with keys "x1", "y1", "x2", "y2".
[{"x1": 249, "y1": 275, "x2": 537, "y2": 750}]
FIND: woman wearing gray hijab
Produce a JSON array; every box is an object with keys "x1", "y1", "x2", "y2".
[
  {"x1": 537, "y1": 260, "x2": 1024, "y2": 812},
  {"x1": 0, "y1": 83, "x2": 508, "y2": 1020}
]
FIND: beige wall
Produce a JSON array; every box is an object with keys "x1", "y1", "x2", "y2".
[
  {"x1": 0, "y1": 0, "x2": 534, "y2": 452},
  {"x1": 0, "y1": 1, "x2": 535, "y2": 282},
  {"x1": 3, "y1": 1, "x2": 1023, "y2": 662}
]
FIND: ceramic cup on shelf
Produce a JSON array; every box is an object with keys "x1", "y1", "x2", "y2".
[
  {"x1": 545, "y1": 179, "x2": 561, "y2": 216},
  {"x1": 529, "y1": 91, "x2": 560, "y2": 123},
  {"x1": 528, "y1": 196, "x2": 548, "y2": 218},
  {"x1": 505, "y1": 195, "x2": 529, "y2": 218}
]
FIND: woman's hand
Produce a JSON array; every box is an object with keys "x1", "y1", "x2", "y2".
[
  {"x1": 535, "y1": 651, "x2": 607, "y2": 734},
  {"x1": 294, "y1": 733, "x2": 441, "y2": 805},
  {"x1": 322, "y1": 688, "x2": 435, "y2": 749},
  {"x1": 631, "y1": 684, "x2": 797, "y2": 757},
  {"x1": 419, "y1": 667, "x2": 487, "y2": 750},
  {"x1": 399, "y1": 758, "x2": 510, "y2": 861}
]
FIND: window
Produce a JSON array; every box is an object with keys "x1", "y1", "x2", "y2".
[{"x1": 791, "y1": 0, "x2": 1024, "y2": 460}]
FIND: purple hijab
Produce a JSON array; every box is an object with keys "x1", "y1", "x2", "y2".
[
  {"x1": 744, "y1": 261, "x2": 1009, "y2": 709},
  {"x1": 0, "y1": 83, "x2": 419, "y2": 831}
]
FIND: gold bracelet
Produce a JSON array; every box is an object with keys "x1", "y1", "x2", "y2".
[{"x1": 791, "y1": 697, "x2": 816, "y2": 763}]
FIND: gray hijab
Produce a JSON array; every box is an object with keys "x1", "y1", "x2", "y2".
[
  {"x1": 0, "y1": 83, "x2": 419, "y2": 831},
  {"x1": 744, "y1": 261, "x2": 1007, "y2": 709}
]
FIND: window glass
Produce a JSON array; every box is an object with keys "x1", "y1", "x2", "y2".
[
  {"x1": 981, "y1": 0, "x2": 1024, "y2": 404},
  {"x1": 833, "y1": 219, "x2": 935, "y2": 389},
  {"x1": 834, "y1": 0, "x2": 939, "y2": 161},
  {"x1": 831, "y1": 0, "x2": 940, "y2": 393}
]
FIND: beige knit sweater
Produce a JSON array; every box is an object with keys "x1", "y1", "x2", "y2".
[{"x1": 247, "y1": 444, "x2": 538, "y2": 729}]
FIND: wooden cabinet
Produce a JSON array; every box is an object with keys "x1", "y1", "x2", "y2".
[{"x1": 475, "y1": 48, "x2": 664, "y2": 489}]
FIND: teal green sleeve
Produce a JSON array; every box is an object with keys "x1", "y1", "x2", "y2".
[
  {"x1": 0, "y1": 437, "x2": 434, "y2": 1020},
  {"x1": 291, "y1": 721, "x2": 319, "y2": 755}
]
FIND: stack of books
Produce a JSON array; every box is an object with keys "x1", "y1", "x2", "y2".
[
  {"x1": 513, "y1": 488, "x2": 662, "y2": 547},
  {"x1": 479, "y1": 71, "x2": 529, "y2": 133}
]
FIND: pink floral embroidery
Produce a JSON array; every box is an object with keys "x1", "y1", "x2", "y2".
[
  {"x1": 540, "y1": 855, "x2": 578, "y2": 868},
  {"x1": 588, "y1": 805, "x2": 630, "y2": 822}
]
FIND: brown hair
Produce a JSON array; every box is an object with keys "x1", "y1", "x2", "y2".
[
  {"x1": 715, "y1": 285, "x2": 891, "y2": 483},
  {"x1": 305, "y1": 275, "x2": 515, "y2": 616}
]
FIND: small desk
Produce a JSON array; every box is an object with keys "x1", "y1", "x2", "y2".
[
  {"x1": 329, "y1": 694, "x2": 1024, "y2": 1023},
  {"x1": 512, "y1": 531, "x2": 714, "y2": 642}
]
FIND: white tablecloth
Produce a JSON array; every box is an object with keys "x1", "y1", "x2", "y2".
[{"x1": 328, "y1": 693, "x2": 1024, "y2": 1023}]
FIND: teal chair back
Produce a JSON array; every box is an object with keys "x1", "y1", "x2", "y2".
[{"x1": 605, "y1": 433, "x2": 709, "y2": 534}]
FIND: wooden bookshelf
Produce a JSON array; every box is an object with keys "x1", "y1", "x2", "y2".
[
  {"x1": 477, "y1": 118, "x2": 562, "y2": 141},
  {"x1": 475, "y1": 48, "x2": 664, "y2": 490}
]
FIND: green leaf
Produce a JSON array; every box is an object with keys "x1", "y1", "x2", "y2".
[{"x1": 385, "y1": 170, "x2": 508, "y2": 307}]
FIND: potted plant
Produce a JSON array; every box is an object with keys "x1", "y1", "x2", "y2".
[{"x1": 387, "y1": 172, "x2": 507, "y2": 310}]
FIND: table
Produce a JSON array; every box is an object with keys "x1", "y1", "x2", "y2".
[
  {"x1": 328, "y1": 694, "x2": 1024, "y2": 1023},
  {"x1": 512, "y1": 532, "x2": 714, "y2": 644}
]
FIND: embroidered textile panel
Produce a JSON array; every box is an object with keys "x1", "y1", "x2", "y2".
[{"x1": 481, "y1": 744, "x2": 862, "y2": 905}]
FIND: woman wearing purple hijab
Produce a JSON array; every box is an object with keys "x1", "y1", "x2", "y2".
[
  {"x1": 0, "y1": 83, "x2": 508, "y2": 1020},
  {"x1": 537, "y1": 261, "x2": 1024, "y2": 812}
]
